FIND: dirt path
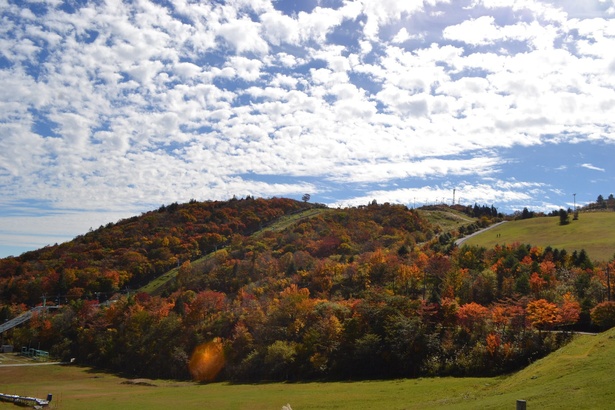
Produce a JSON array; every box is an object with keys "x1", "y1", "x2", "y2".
[
  {"x1": 0, "y1": 362, "x2": 62, "y2": 367},
  {"x1": 0, "y1": 353, "x2": 63, "y2": 367}
]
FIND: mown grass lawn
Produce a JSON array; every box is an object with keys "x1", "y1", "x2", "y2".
[
  {"x1": 462, "y1": 212, "x2": 615, "y2": 262},
  {"x1": 2, "y1": 328, "x2": 615, "y2": 409}
]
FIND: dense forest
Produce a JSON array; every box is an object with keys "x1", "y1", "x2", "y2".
[{"x1": 1, "y1": 197, "x2": 614, "y2": 382}]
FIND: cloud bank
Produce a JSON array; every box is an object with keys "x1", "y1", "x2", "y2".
[{"x1": 0, "y1": 0, "x2": 614, "y2": 255}]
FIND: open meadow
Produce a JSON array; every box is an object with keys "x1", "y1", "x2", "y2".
[
  {"x1": 461, "y1": 212, "x2": 615, "y2": 262},
  {"x1": 2, "y1": 328, "x2": 615, "y2": 409}
]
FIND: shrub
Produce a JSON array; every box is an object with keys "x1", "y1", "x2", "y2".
[{"x1": 591, "y1": 301, "x2": 615, "y2": 330}]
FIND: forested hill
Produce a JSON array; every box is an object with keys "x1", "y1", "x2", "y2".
[
  {"x1": 1, "y1": 198, "x2": 612, "y2": 382},
  {"x1": 0, "y1": 197, "x2": 313, "y2": 305}
]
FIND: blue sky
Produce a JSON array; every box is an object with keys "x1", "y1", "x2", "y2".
[{"x1": 1, "y1": 0, "x2": 614, "y2": 258}]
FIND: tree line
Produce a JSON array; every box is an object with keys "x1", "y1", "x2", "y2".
[{"x1": 1, "y1": 198, "x2": 615, "y2": 382}]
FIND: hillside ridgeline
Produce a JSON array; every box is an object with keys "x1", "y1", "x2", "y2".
[{"x1": 0, "y1": 198, "x2": 613, "y2": 382}]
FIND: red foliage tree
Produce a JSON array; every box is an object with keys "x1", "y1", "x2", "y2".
[
  {"x1": 457, "y1": 302, "x2": 490, "y2": 333},
  {"x1": 558, "y1": 293, "x2": 581, "y2": 328}
]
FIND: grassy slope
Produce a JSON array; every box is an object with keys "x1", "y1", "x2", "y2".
[
  {"x1": 139, "y1": 206, "x2": 460, "y2": 295},
  {"x1": 451, "y1": 329, "x2": 615, "y2": 409},
  {"x1": 252, "y1": 207, "x2": 331, "y2": 237},
  {"x1": 417, "y1": 207, "x2": 475, "y2": 233},
  {"x1": 138, "y1": 207, "x2": 330, "y2": 295},
  {"x1": 138, "y1": 250, "x2": 217, "y2": 295},
  {"x1": 461, "y1": 212, "x2": 615, "y2": 262},
  {"x1": 3, "y1": 328, "x2": 614, "y2": 409}
]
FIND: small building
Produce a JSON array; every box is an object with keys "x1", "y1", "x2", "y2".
[{"x1": 1, "y1": 345, "x2": 13, "y2": 353}]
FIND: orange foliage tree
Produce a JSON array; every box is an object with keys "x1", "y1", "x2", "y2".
[
  {"x1": 485, "y1": 333, "x2": 501, "y2": 357},
  {"x1": 558, "y1": 293, "x2": 581, "y2": 328},
  {"x1": 457, "y1": 302, "x2": 490, "y2": 333},
  {"x1": 526, "y1": 299, "x2": 559, "y2": 330}
]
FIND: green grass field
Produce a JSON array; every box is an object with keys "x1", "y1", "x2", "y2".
[
  {"x1": 461, "y1": 212, "x2": 615, "y2": 262},
  {"x1": 2, "y1": 328, "x2": 615, "y2": 409},
  {"x1": 418, "y1": 208, "x2": 475, "y2": 233},
  {"x1": 253, "y1": 207, "x2": 330, "y2": 237}
]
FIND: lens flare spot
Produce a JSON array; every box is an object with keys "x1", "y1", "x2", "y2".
[{"x1": 188, "y1": 339, "x2": 225, "y2": 382}]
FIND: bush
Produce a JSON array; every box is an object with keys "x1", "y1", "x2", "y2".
[{"x1": 591, "y1": 301, "x2": 615, "y2": 330}]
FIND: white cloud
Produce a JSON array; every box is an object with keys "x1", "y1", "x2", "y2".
[
  {"x1": 581, "y1": 163, "x2": 606, "y2": 172},
  {"x1": 360, "y1": 0, "x2": 427, "y2": 40},
  {"x1": 391, "y1": 27, "x2": 411, "y2": 43},
  {"x1": 539, "y1": 0, "x2": 615, "y2": 18},
  {"x1": 295, "y1": 4, "x2": 356, "y2": 43},
  {"x1": 260, "y1": 10, "x2": 300, "y2": 45},
  {"x1": 173, "y1": 62, "x2": 203, "y2": 80},
  {"x1": 270, "y1": 74, "x2": 298, "y2": 89},
  {"x1": 1, "y1": 0, "x2": 615, "y2": 256},
  {"x1": 333, "y1": 179, "x2": 537, "y2": 209},
  {"x1": 218, "y1": 17, "x2": 269, "y2": 55},
  {"x1": 0, "y1": 210, "x2": 136, "y2": 250},
  {"x1": 443, "y1": 15, "x2": 560, "y2": 49},
  {"x1": 226, "y1": 56, "x2": 264, "y2": 81}
]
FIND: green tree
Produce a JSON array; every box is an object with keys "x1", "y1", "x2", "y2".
[
  {"x1": 591, "y1": 301, "x2": 615, "y2": 329},
  {"x1": 597, "y1": 194, "x2": 605, "y2": 208},
  {"x1": 264, "y1": 340, "x2": 298, "y2": 380},
  {"x1": 558, "y1": 208, "x2": 569, "y2": 225}
]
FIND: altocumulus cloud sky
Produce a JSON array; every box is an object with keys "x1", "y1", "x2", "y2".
[{"x1": 1, "y1": 0, "x2": 614, "y2": 257}]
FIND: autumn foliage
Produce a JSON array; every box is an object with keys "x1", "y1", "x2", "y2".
[{"x1": 0, "y1": 198, "x2": 608, "y2": 381}]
